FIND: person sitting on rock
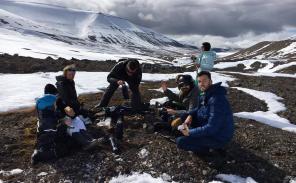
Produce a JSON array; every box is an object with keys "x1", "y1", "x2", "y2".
[
  {"x1": 154, "y1": 75, "x2": 199, "y2": 131},
  {"x1": 176, "y1": 71, "x2": 234, "y2": 153},
  {"x1": 95, "y1": 58, "x2": 142, "y2": 109}
]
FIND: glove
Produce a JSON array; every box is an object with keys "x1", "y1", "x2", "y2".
[{"x1": 170, "y1": 118, "x2": 182, "y2": 129}]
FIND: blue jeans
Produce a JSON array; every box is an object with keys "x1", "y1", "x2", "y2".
[{"x1": 176, "y1": 136, "x2": 225, "y2": 152}]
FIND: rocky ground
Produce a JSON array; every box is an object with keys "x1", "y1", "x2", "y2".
[{"x1": 0, "y1": 57, "x2": 296, "y2": 183}]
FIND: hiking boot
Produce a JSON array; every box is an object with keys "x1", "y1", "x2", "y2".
[
  {"x1": 83, "y1": 138, "x2": 105, "y2": 151},
  {"x1": 31, "y1": 149, "x2": 40, "y2": 165}
]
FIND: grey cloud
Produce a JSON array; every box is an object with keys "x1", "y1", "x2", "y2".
[{"x1": 21, "y1": 0, "x2": 296, "y2": 38}]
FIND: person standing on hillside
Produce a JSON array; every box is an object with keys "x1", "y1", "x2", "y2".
[{"x1": 191, "y1": 42, "x2": 217, "y2": 74}]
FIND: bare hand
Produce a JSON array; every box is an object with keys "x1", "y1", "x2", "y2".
[
  {"x1": 64, "y1": 117, "x2": 72, "y2": 126},
  {"x1": 166, "y1": 108, "x2": 177, "y2": 115},
  {"x1": 181, "y1": 123, "x2": 190, "y2": 136},
  {"x1": 64, "y1": 106, "x2": 75, "y2": 117},
  {"x1": 161, "y1": 80, "x2": 168, "y2": 91},
  {"x1": 184, "y1": 115, "x2": 192, "y2": 125},
  {"x1": 195, "y1": 63, "x2": 200, "y2": 69},
  {"x1": 117, "y1": 80, "x2": 124, "y2": 85}
]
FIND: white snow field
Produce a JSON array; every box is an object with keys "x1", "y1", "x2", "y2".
[{"x1": 0, "y1": 71, "x2": 235, "y2": 112}]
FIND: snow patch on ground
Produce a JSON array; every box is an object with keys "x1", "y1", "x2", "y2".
[
  {"x1": 216, "y1": 52, "x2": 237, "y2": 58},
  {"x1": 214, "y1": 59, "x2": 274, "y2": 70},
  {"x1": 150, "y1": 97, "x2": 169, "y2": 106},
  {"x1": 233, "y1": 87, "x2": 286, "y2": 113},
  {"x1": 172, "y1": 57, "x2": 193, "y2": 67},
  {"x1": 109, "y1": 172, "x2": 175, "y2": 183},
  {"x1": 278, "y1": 42, "x2": 296, "y2": 56},
  {"x1": 138, "y1": 148, "x2": 149, "y2": 159},
  {"x1": 232, "y1": 87, "x2": 296, "y2": 133},
  {"x1": 37, "y1": 172, "x2": 48, "y2": 176},
  {"x1": 215, "y1": 59, "x2": 296, "y2": 78},
  {"x1": 215, "y1": 174, "x2": 258, "y2": 183},
  {"x1": 234, "y1": 111, "x2": 296, "y2": 133},
  {"x1": 219, "y1": 71, "x2": 296, "y2": 78},
  {"x1": 0, "y1": 168, "x2": 23, "y2": 176}
]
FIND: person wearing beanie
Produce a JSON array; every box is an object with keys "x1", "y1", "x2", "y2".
[
  {"x1": 154, "y1": 74, "x2": 199, "y2": 132},
  {"x1": 96, "y1": 58, "x2": 143, "y2": 109}
]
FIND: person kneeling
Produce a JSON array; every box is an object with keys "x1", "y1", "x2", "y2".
[
  {"x1": 176, "y1": 71, "x2": 234, "y2": 153},
  {"x1": 32, "y1": 84, "x2": 74, "y2": 165}
]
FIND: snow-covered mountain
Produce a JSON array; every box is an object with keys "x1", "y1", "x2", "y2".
[
  {"x1": 0, "y1": 0, "x2": 196, "y2": 60},
  {"x1": 221, "y1": 38, "x2": 296, "y2": 61}
]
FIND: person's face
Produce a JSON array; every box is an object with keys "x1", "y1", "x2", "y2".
[
  {"x1": 66, "y1": 69, "x2": 76, "y2": 80},
  {"x1": 180, "y1": 84, "x2": 191, "y2": 93},
  {"x1": 126, "y1": 66, "x2": 137, "y2": 76},
  {"x1": 198, "y1": 75, "x2": 212, "y2": 92},
  {"x1": 201, "y1": 45, "x2": 205, "y2": 51}
]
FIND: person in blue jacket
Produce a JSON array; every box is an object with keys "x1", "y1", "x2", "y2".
[{"x1": 176, "y1": 71, "x2": 234, "y2": 153}]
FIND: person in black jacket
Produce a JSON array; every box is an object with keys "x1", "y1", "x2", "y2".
[
  {"x1": 55, "y1": 65, "x2": 103, "y2": 150},
  {"x1": 55, "y1": 64, "x2": 91, "y2": 123},
  {"x1": 96, "y1": 59, "x2": 142, "y2": 109}
]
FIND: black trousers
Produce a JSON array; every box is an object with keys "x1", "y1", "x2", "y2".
[{"x1": 99, "y1": 82, "x2": 142, "y2": 108}]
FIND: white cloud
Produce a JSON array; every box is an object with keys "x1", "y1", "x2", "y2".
[{"x1": 138, "y1": 12, "x2": 155, "y2": 21}]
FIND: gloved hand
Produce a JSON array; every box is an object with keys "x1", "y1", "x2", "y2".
[{"x1": 171, "y1": 118, "x2": 182, "y2": 129}]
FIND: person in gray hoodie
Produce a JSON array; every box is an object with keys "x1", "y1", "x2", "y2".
[{"x1": 191, "y1": 42, "x2": 217, "y2": 74}]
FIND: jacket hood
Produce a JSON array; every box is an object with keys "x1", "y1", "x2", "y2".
[
  {"x1": 56, "y1": 75, "x2": 74, "y2": 83},
  {"x1": 56, "y1": 75, "x2": 66, "y2": 82},
  {"x1": 205, "y1": 82, "x2": 227, "y2": 97},
  {"x1": 36, "y1": 94, "x2": 57, "y2": 110}
]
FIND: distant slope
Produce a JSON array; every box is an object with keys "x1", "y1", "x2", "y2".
[{"x1": 221, "y1": 39, "x2": 296, "y2": 61}]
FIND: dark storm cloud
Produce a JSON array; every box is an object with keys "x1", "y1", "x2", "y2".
[
  {"x1": 28, "y1": 0, "x2": 296, "y2": 38},
  {"x1": 110, "y1": 0, "x2": 296, "y2": 37}
]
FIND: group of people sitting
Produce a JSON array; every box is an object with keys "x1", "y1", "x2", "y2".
[{"x1": 31, "y1": 42, "x2": 234, "y2": 165}]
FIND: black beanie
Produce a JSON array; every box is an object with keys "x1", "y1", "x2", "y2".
[{"x1": 44, "y1": 84, "x2": 58, "y2": 95}]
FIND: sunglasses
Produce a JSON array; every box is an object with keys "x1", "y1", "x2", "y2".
[{"x1": 67, "y1": 69, "x2": 76, "y2": 72}]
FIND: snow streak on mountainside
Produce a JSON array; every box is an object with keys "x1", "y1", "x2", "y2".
[
  {"x1": 0, "y1": 0, "x2": 196, "y2": 60},
  {"x1": 222, "y1": 39, "x2": 296, "y2": 61}
]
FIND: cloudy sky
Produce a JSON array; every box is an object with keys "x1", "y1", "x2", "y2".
[{"x1": 19, "y1": 0, "x2": 296, "y2": 48}]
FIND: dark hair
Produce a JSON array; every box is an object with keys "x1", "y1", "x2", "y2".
[
  {"x1": 198, "y1": 71, "x2": 211, "y2": 80},
  {"x1": 202, "y1": 42, "x2": 211, "y2": 51},
  {"x1": 44, "y1": 84, "x2": 58, "y2": 95},
  {"x1": 177, "y1": 75, "x2": 194, "y2": 89},
  {"x1": 127, "y1": 59, "x2": 140, "y2": 71}
]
